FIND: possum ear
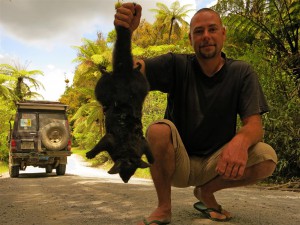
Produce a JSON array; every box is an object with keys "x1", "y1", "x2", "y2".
[
  {"x1": 139, "y1": 160, "x2": 150, "y2": 169},
  {"x1": 108, "y1": 160, "x2": 122, "y2": 174},
  {"x1": 98, "y1": 65, "x2": 107, "y2": 74}
]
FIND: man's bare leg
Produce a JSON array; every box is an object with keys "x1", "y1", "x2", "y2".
[
  {"x1": 137, "y1": 124, "x2": 174, "y2": 225},
  {"x1": 194, "y1": 160, "x2": 276, "y2": 220}
]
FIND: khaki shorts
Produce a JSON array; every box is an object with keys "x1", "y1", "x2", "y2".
[{"x1": 147, "y1": 119, "x2": 278, "y2": 188}]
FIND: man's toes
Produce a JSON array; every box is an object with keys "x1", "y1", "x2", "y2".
[{"x1": 210, "y1": 211, "x2": 227, "y2": 220}]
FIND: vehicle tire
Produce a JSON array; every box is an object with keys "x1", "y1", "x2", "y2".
[
  {"x1": 56, "y1": 164, "x2": 66, "y2": 175},
  {"x1": 9, "y1": 165, "x2": 19, "y2": 178},
  {"x1": 45, "y1": 165, "x2": 52, "y2": 173},
  {"x1": 40, "y1": 122, "x2": 69, "y2": 151}
]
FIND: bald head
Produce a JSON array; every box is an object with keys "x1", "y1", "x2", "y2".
[{"x1": 190, "y1": 8, "x2": 223, "y2": 29}]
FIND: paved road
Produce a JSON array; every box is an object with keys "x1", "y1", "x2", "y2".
[{"x1": 0, "y1": 154, "x2": 299, "y2": 225}]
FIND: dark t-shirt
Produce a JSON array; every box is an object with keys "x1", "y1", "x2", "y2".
[{"x1": 144, "y1": 53, "x2": 269, "y2": 157}]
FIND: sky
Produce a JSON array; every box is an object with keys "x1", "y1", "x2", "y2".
[{"x1": 0, "y1": 0, "x2": 217, "y2": 101}]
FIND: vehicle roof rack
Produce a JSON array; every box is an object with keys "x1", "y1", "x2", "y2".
[{"x1": 16, "y1": 100, "x2": 68, "y2": 111}]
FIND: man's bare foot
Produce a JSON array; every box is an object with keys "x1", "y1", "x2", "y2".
[
  {"x1": 194, "y1": 186, "x2": 232, "y2": 220},
  {"x1": 137, "y1": 206, "x2": 171, "y2": 225}
]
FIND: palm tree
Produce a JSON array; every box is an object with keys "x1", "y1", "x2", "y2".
[
  {"x1": 0, "y1": 63, "x2": 44, "y2": 101},
  {"x1": 70, "y1": 34, "x2": 112, "y2": 148},
  {"x1": 0, "y1": 72, "x2": 16, "y2": 100},
  {"x1": 150, "y1": 1, "x2": 194, "y2": 43},
  {"x1": 214, "y1": 0, "x2": 299, "y2": 96},
  {"x1": 72, "y1": 34, "x2": 111, "y2": 84}
]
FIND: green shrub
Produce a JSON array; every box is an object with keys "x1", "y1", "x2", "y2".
[
  {"x1": 262, "y1": 70, "x2": 300, "y2": 180},
  {"x1": 231, "y1": 45, "x2": 300, "y2": 181},
  {"x1": 0, "y1": 99, "x2": 15, "y2": 163}
]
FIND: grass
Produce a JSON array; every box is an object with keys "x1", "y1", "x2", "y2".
[
  {"x1": 71, "y1": 147, "x2": 151, "y2": 179},
  {"x1": 71, "y1": 147, "x2": 102, "y2": 167},
  {"x1": 135, "y1": 167, "x2": 151, "y2": 179},
  {"x1": 71, "y1": 147, "x2": 88, "y2": 158},
  {"x1": 0, "y1": 161, "x2": 8, "y2": 174}
]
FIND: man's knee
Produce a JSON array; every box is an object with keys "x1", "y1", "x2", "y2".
[
  {"x1": 261, "y1": 159, "x2": 277, "y2": 177},
  {"x1": 147, "y1": 123, "x2": 172, "y2": 144},
  {"x1": 247, "y1": 142, "x2": 278, "y2": 170},
  {"x1": 246, "y1": 159, "x2": 277, "y2": 180}
]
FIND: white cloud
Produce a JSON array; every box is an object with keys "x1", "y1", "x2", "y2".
[
  {"x1": 0, "y1": 0, "x2": 198, "y2": 101},
  {"x1": 0, "y1": 0, "x2": 197, "y2": 49},
  {"x1": 0, "y1": 52, "x2": 21, "y2": 65},
  {"x1": 0, "y1": 0, "x2": 115, "y2": 49},
  {"x1": 47, "y1": 64, "x2": 55, "y2": 70},
  {"x1": 34, "y1": 66, "x2": 73, "y2": 101}
]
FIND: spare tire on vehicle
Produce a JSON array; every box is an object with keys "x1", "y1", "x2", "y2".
[{"x1": 40, "y1": 122, "x2": 69, "y2": 150}]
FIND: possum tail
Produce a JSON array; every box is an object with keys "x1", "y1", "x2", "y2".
[{"x1": 112, "y1": 26, "x2": 133, "y2": 75}]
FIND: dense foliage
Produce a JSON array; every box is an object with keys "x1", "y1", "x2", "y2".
[
  {"x1": 0, "y1": 98, "x2": 15, "y2": 162},
  {"x1": 0, "y1": 0, "x2": 299, "y2": 181}
]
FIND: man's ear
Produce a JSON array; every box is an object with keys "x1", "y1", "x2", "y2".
[
  {"x1": 188, "y1": 32, "x2": 192, "y2": 46},
  {"x1": 222, "y1": 26, "x2": 226, "y2": 42}
]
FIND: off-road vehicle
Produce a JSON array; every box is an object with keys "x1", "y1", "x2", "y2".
[{"x1": 8, "y1": 100, "x2": 72, "y2": 177}]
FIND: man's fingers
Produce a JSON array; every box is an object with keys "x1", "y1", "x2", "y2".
[
  {"x1": 134, "y1": 3, "x2": 142, "y2": 17},
  {"x1": 222, "y1": 163, "x2": 236, "y2": 179},
  {"x1": 113, "y1": 19, "x2": 130, "y2": 28},
  {"x1": 117, "y1": 2, "x2": 138, "y2": 16},
  {"x1": 216, "y1": 160, "x2": 227, "y2": 175},
  {"x1": 217, "y1": 160, "x2": 246, "y2": 179},
  {"x1": 224, "y1": 164, "x2": 246, "y2": 180},
  {"x1": 114, "y1": 2, "x2": 142, "y2": 32},
  {"x1": 230, "y1": 164, "x2": 240, "y2": 178},
  {"x1": 115, "y1": 7, "x2": 133, "y2": 21},
  {"x1": 237, "y1": 165, "x2": 246, "y2": 178}
]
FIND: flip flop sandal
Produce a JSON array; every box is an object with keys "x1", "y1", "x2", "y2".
[
  {"x1": 143, "y1": 218, "x2": 170, "y2": 225},
  {"x1": 193, "y1": 201, "x2": 231, "y2": 222}
]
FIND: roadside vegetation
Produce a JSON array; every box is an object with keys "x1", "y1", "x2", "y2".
[
  {"x1": 0, "y1": 0, "x2": 299, "y2": 183},
  {"x1": 0, "y1": 161, "x2": 8, "y2": 174}
]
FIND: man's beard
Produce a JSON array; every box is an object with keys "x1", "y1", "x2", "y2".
[{"x1": 196, "y1": 45, "x2": 217, "y2": 59}]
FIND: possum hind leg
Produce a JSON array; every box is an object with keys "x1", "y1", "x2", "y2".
[
  {"x1": 141, "y1": 138, "x2": 154, "y2": 164},
  {"x1": 86, "y1": 134, "x2": 116, "y2": 159}
]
